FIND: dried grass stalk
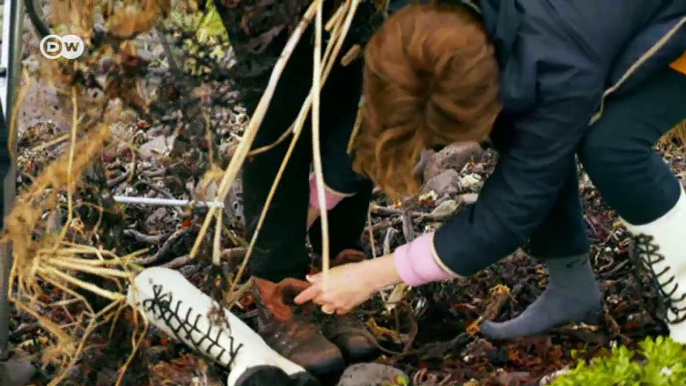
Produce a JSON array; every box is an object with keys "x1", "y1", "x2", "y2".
[
  {"x1": 49, "y1": 0, "x2": 96, "y2": 37},
  {"x1": 4, "y1": 85, "x2": 141, "y2": 384},
  {"x1": 106, "y1": 0, "x2": 171, "y2": 38},
  {"x1": 311, "y1": 0, "x2": 329, "y2": 285},
  {"x1": 48, "y1": 0, "x2": 168, "y2": 38}
]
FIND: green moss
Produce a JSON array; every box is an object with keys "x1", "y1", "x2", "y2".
[
  {"x1": 551, "y1": 337, "x2": 686, "y2": 386},
  {"x1": 170, "y1": 0, "x2": 228, "y2": 43},
  {"x1": 197, "y1": 0, "x2": 227, "y2": 43},
  {"x1": 381, "y1": 374, "x2": 409, "y2": 386}
]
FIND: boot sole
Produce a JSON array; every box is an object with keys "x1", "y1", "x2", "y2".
[
  {"x1": 303, "y1": 356, "x2": 346, "y2": 375},
  {"x1": 480, "y1": 304, "x2": 605, "y2": 341},
  {"x1": 340, "y1": 346, "x2": 381, "y2": 363}
]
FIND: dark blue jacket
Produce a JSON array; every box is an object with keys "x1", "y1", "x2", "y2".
[{"x1": 391, "y1": 1, "x2": 686, "y2": 276}]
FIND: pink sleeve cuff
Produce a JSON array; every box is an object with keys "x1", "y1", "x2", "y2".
[
  {"x1": 309, "y1": 174, "x2": 346, "y2": 211},
  {"x1": 393, "y1": 232, "x2": 452, "y2": 286}
]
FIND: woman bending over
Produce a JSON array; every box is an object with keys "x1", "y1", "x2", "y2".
[{"x1": 296, "y1": 1, "x2": 686, "y2": 344}]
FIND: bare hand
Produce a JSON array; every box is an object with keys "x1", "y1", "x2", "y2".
[{"x1": 294, "y1": 255, "x2": 401, "y2": 314}]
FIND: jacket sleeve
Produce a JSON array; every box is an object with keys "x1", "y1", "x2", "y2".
[{"x1": 429, "y1": 39, "x2": 609, "y2": 277}]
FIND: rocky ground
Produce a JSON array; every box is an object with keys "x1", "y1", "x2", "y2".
[{"x1": 5, "y1": 7, "x2": 686, "y2": 386}]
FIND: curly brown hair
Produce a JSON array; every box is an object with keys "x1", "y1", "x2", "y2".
[{"x1": 351, "y1": 4, "x2": 502, "y2": 200}]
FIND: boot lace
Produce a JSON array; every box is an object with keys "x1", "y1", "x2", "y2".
[{"x1": 629, "y1": 234, "x2": 686, "y2": 324}]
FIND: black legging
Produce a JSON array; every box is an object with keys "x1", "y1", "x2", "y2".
[
  {"x1": 528, "y1": 68, "x2": 686, "y2": 259},
  {"x1": 241, "y1": 14, "x2": 371, "y2": 283}
]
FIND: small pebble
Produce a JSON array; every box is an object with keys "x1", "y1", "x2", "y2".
[
  {"x1": 336, "y1": 363, "x2": 410, "y2": 386},
  {"x1": 460, "y1": 193, "x2": 479, "y2": 205},
  {"x1": 431, "y1": 199, "x2": 459, "y2": 217}
]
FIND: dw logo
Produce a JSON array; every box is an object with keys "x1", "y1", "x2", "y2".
[{"x1": 39, "y1": 34, "x2": 85, "y2": 60}]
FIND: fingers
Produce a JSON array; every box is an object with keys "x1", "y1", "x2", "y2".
[
  {"x1": 321, "y1": 304, "x2": 336, "y2": 314},
  {"x1": 296, "y1": 271, "x2": 362, "y2": 314},
  {"x1": 295, "y1": 287, "x2": 340, "y2": 314},
  {"x1": 294, "y1": 284, "x2": 321, "y2": 305},
  {"x1": 293, "y1": 277, "x2": 337, "y2": 306},
  {"x1": 305, "y1": 273, "x2": 321, "y2": 284},
  {"x1": 297, "y1": 286, "x2": 342, "y2": 313},
  {"x1": 315, "y1": 293, "x2": 350, "y2": 315},
  {"x1": 322, "y1": 301, "x2": 352, "y2": 315},
  {"x1": 297, "y1": 291, "x2": 354, "y2": 315}
]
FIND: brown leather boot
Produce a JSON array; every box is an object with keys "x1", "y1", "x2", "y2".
[
  {"x1": 320, "y1": 313, "x2": 379, "y2": 362},
  {"x1": 252, "y1": 277, "x2": 345, "y2": 374},
  {"x1": 319, "y1": 249, "x2": 379, "y2": 362}
]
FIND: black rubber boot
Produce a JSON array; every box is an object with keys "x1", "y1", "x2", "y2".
[
  {"x1": 242, "y1": 11, "x2": 366, "y2": 283},
  {"x1": 308, "y1": 180, "x2": 373, "y2": 258},
  {"x1": 242, "y1": 129, "x2": 313, "y2": 282}
]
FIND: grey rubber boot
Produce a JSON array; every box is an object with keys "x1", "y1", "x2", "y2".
[
  {"x1": 0, "y1": 359, "x2": 36, "y2": 386},
  {"x1": 480, "y1": 254, "x2": 602, "y2": 340}
]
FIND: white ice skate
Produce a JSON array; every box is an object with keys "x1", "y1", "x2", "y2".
[
  {"x1": 127, "y1": 267, "x2": 321, "y2": 386},
  {"x1": 623, "y1": 186, "x2": 686, "y2": 343}
]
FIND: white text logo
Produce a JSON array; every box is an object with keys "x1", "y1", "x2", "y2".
[{"x1": 40, "y1": 35, "x2": 85, "y2": 60}]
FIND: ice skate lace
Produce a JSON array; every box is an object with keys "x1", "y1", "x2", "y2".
[
  {"x1": 629, "y1": 234, "x2": 686, "y2": 324},
  {"x1": 142, "y1": 283, "x2": 244, "y2": 368}
]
